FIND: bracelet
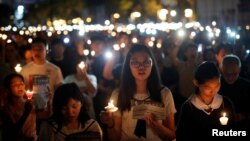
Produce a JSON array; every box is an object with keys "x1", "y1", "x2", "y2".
[{"x1": 107, "y1": 118, "x2": 115, "y2": 129}]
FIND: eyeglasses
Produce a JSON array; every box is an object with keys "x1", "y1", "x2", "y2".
[{"x1": 130, "y1": 59, "x2": 152, "y2": 68}]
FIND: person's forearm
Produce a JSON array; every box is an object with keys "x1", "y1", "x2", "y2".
[
  {"x1": 103, "y1": 51, "x2": 121, "y2": 81},
  {"x1": 106, "y1": 117, "x2": 122, "y2": 141},
  {"x1": 107, "y1": 126, "x2": 121, "y2": 141},
  {"x1": 103, "y1": 59, "x2": 115, "y2": 80},
  {"x1": 36, "y1": 102, "x2": 52, "y2": 119},
  {"x1": 83, "y1": 76, "x2": 97, "y2": 97},
  {"x1": 36, "y1": 110, "x2": 51, "y2": 119},
  {"x1": 169, "y1": 44, "x2": 180, "y2": 66},
  {"x1": 152, "y1": 122, "x2": 176, "y2": 140}
]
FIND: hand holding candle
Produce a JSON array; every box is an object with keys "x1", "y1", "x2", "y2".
[
  {"x1": 78, "y1": 61, "x2": 85, "y2": 69},
  {"x1": 105, "y1": 100, "x2": 118, "y2": 112},
  {"x1": 26, "y1": 90, "x2": 34, "y2": 100},
  {"x1": 219, "y1": 112, "x2": 229, "y2": 125}
]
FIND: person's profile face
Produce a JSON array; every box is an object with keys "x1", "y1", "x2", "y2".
[
  {"x1": 216, "y1": 48, "x2": 231, "y2": 65},
  {"x1": 24, "y1": 50, "x2": 33, "y2": 62},
  {"x1": 222, "y1": 63, "x2": 240, "y2": 84}
]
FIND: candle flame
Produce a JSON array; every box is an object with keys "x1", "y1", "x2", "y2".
[
  {"x1": 15, "y1": 64, "x2": 22, "y2": 73},
  {"x1": 108, "y1": 100, "x2": 114, "y2": 107},
  {"x1": 223, "y1": 112, "x2": 226, "y2": 117},
  {"x1": 220, "y1": 112, "x2": 229, "y2": 125},
  {"x1": 26, "y1": 90, "x2": 33, "y2": 93},
  {"x1": 78, "y1": 61, "x2": 85, "y2": 69},
  {"x1": 105, "y1": 99, "x2": 118, "y2": 112},
  {"x1": 26, "y1": 90, "x2": 34, "y2": 100}
]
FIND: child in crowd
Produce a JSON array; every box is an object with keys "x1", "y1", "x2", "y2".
[
  {"x1": 176, "y1": 61, "x2": 236, "y2": 140},
  {"x1": 38, "y1": 83, "x2": 102, "y2": 141}
]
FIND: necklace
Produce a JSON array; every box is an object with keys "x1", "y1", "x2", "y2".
[
  {"x1": 132, "y1": 92, "x2": 150, "y2": 106},
  {"x1": 133, "y1": 91, "x2": 150, "y2": 100}
]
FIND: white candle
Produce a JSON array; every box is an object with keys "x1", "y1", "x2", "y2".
[
  {"x1": 219, "y1": 112, "x2": 229, "y2": 125},
  {"x1": 105, "y1": 100, "x2": 118, "y2": 112},
  {"x1": 15, "y1": 64, "x2": 22, "y2": 73},
  {"x1": 78, "y1": 61, "x2": 85, "y2": 69},
  {"x1": 26, "y1": 90, "x2": 34, "y2": 100}
]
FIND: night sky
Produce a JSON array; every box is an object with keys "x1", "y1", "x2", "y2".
[{"x1": 86, "y1": 0, "x2": 105, "y2": 6}]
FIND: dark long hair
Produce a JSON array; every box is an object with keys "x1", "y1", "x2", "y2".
[
  {"x1": 52, "y1": 83, "x2": 90, "y2": 132},
  {"x1": 118, "y1": 44, "x2": 162, "y2": 112}
]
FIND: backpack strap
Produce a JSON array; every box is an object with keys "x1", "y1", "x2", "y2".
[
  {"x1": 47, "y1": 120, "x2": 67, "y2": 136},
  {"x1": 160, "y1": 85, "x2": 165, "y2": 91},
  {"x1": 81, "y1": 120, "x2": 96, "y2": 133}
]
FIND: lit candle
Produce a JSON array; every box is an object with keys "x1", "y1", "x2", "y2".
[
  {"x1": 132, "y1": 37, "x2": 138, "y2": 43},
  {"x1": 219, "y1": 112, "x2": 229, "y2": 125},
  {"x1": 120, "y1": 43, "x2": 126, "y2": 48},
  {"x1": 78, "y1": 61, "x2": 85, "y2": 69},
  {"x1": 197, "y1": 44, "x2": 203, "y2": 52},
  {"x1": 105, "y1": 100, "x2": 118, "y2": 112},
  {"x1": 15, "y1": 64, "x2": 22, "y2": 73},
  {"x1": 26, "y1": 90, "x2": 34, "y2": 100}
]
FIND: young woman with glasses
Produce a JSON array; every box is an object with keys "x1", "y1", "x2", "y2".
[{"x1": 100, "y1": 44, "x2": 176, "y2": 141}]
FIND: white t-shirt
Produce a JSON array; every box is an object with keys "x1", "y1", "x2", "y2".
[
  {"x1": 111, "y1": 87, "x2": 176, "y2": 141},
  {"x1": 64, "y1": 74, "x2": 97, "y2": 97},
  {"x1": 20, "y1": 61, "x2": 63, "y2": 109}
]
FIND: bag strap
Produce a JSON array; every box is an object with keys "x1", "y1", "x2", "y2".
[
  {"x1": 47, "y1": 120, "x2": 67, "y2": 136},
  {"x1": 160, "y1": 85, "x2": 165, "y2": 91},
  {"x1": 81, "y1": 120, "x2": 96, "y2": 134}
]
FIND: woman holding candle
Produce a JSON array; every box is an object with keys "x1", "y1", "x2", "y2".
[
  {"x1": 176, "y1": 61, "x2": 236, "y2": 140},
  {"x1": 0, "y1": 73, "x2": 37, "y2": 141},
  {"x1": 100, "y1": 44, "x2": 176, "y2": 141}
]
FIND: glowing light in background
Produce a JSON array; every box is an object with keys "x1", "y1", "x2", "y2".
[{"x1": 63, "y1": 37, "x2": 70, "y2": 44}]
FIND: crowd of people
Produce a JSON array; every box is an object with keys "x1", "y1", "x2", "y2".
[{"x1": 0, "y1": 29, "x2": 250, "y2": 141}]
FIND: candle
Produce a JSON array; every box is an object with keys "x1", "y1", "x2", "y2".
[
  {"x1": 26, "y1": 90, "x2": 34, "y2": 100},
  {"x1": 219, "y1": 112, "x2": 229, "y2": 125},
  {"x1": 105, "y1": 100, "x2": 118, "y2": 112},
  {"x1": 15, "y1": 64, "x2": 22, "y2": 73},
  {"x1": 78, "y1": 61, "x2": 85, "y2": 69}
]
